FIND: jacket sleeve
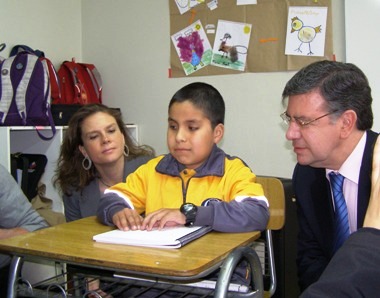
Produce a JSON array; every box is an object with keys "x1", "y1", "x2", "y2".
[
  {"x1": 97, "y1": 192, "x2": 133, "y2": 226},
  {"x1": 301, "y1": 228, "x2": 380, "y2": 298},
  {"x1": 194, "y1": 158, "x2": 269, "y2": 232},
  {"x1": 195, "y1": 198, "x2": 269, "y2": 232}
]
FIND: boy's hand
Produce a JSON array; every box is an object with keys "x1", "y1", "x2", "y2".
[
  {"x1": 364, "y1": 137, "x2": 380, "y2": 228},
  {"x1": 112, "y1": 208, "x2": 143, "y2": 231},
  {"x1": 142, "y1": 208, "x2": 186, "y2": 231}
]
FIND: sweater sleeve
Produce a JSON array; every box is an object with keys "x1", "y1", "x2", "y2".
[
  {"x1": 0, "y1": 165, "x2": 48, "y2": 232},
  {"x1": 63, "y1": 192, "x2": 83, "y2": 222}
]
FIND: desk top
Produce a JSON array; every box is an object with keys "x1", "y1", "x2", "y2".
[{"x1": 0, "y1": 217, "x2": 260, "y2": 279}]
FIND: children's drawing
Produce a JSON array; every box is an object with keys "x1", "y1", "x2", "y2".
[
  {"x1": 211, "y1": 20, "x2": 252, "y2": 71},
  {"x1": 171, "y1": 20, "x2": 212, "y2": 76},
  {"x1": 285, "y1": 6, "x2": 328, "y2": 57},
  {"x1": 175, "y1": 0, "x2": 204, "y2": 15}
]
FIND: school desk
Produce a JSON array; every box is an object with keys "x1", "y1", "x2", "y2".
[{"x1": 0, "y1": 216, "x2": 263, "y2": 298}]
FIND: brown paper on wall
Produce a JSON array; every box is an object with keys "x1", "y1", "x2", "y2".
[{"x1": 169, "y1": 0, "x2": 333, "y2": 77}]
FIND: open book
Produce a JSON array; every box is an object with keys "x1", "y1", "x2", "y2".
[{"x1": 93, "y1": 225, "x2": 212, "y2": 249}]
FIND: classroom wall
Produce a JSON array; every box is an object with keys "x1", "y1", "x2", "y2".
[
  {"x1": 345, "y1": 0, "x2": 380, "y2": 132},
  {"x1": 1, "y1": 0, "x2": 347, "y2": 179},
  {"x1": 0, "y1": 0, "x2": 81, "y2": 65},
  {"x1": 81, "y1": 0, "x2": 346, "y2": 178}
]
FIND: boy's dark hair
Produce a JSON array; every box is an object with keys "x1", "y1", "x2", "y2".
[{"x1": 169, "y1": 82, "x2": 225, "y2": 128}]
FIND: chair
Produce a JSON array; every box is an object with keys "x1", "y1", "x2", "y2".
[
  {"x1": 217, "y1": 176, "x2": 286, "y2": 298},
  {"x1": 256, "y1": 176, "x2": 286, "y2": 297}
]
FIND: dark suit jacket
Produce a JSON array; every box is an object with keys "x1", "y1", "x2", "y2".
[
  {"x1": 293, "y1": 130, "x2": 379, "y2": 292},
  {"x1": 301, "y1": 228, "x2": 380, "y2": 298}
]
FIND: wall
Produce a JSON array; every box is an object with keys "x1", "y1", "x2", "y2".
[
  {"x1": 0, "y1": 0, "x2": 82, "y2": 65},
  {"x1": 345, "y1": 0, "x2": 380, "y2": 132},
  {"x1": 1, "y1": 0, "x2": 346, "y2": 179},
  {"x1": 82, "y1": 0, "x2": 346, "y2": 179}
]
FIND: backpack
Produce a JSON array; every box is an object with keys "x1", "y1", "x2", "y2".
[
  {"x1": 56, "y1": 58, "x2": 102, "y2": 104},
  {"x1": 10, "y1": 153, "x2": 48, "y2": 201},
  {"x1": 9, "y1": 44, "x2": 61, "y2": 104},
  {"x1": 0, "y1": 51, "x2": 56, "y2": 140}
]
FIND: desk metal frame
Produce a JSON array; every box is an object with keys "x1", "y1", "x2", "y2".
[{"x1": 0, "y1": 217, "x2": 264, "y2": 298}]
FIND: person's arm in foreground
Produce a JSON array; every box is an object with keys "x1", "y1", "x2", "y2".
[
  {"x1": 0, "y1": 165, "x2": 48, "y2": 239},
  {"x1": 301, "y1": 136, "x2": 380, "y2": 298}
]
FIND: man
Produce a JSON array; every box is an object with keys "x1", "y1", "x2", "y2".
[
  {"x1": 0, "y1": 164, "x2": 49, "y2": 296},
  {"x1": 301, "y1": 135, "x2": 380, "y2": 297},
  {"x1": 281, "y1": 60, "x2": 379, "y2": 292}
]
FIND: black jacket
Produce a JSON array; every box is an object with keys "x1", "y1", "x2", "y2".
[
  {"x1": 301, "y1": 228, "x2": 380, "y2": 298},
  {"x1": 294, "y1": 130, "x2": 379, "y2": 291}
]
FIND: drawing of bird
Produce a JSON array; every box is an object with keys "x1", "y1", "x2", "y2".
[
  {"x1": 291, "y1": 16, "x2": 321, "y2": 55},
  {"x1": 177, "y1": 31, "x2": 204, "y2": 70}
]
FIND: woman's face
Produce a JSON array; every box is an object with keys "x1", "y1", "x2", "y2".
[{"x1": 79, "y1": 112, "x2": 125, "y2": 166}]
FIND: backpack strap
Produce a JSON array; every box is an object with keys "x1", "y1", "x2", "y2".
[
  {"x1": 42, "y1": 57, "x2": 61, "y2": 102},
  {"x1": 10, "y1": 44, "x2": 45, "y2": 58},
  {"x1": 36, "y1": 59, "x2": 56, "y2": 140},
  {"x1": 0, "y1": 43, "x2": 5, "y2": 62},
  {"x1": 0, "y1": 55, "x2": 17, "y2": 124},
  {"x1": 64, "y1": 60, "x2": 87, "y2": 104},
  {"x1": 80, "y1": 64, "x2": 102, "y2": 103},
  {"x1": 14, "y1": 54, "x2": 40, "y2": 125}
]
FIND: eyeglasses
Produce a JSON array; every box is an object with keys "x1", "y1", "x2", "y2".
[{"x1": 280, "y1": 110, "x2": 338, "y2": 127}]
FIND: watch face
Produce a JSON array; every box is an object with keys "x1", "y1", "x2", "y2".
[
  {"x1": 183, "y1": 203, "x2": 195, "y2": 212},
  {"x1": 181, "y1": 203, "x2": 197, "y2": 227}
]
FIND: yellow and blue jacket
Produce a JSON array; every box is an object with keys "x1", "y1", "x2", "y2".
[{"x1": 98, "y1": 145, "x2": 269, "y2": 232}]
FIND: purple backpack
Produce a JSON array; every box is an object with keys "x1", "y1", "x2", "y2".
[{"x1": 0, "y1": 51, "x2": 56, "y2": 139}]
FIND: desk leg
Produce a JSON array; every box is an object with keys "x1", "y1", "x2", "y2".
[
  {"x1": 214, "y1": 246, "x2": 263, "y2": 298},
  {"x1": 7, "y1": 256, "x2": 22, "y2": 298}
]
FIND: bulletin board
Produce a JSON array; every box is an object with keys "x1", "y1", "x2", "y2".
[{"x1": 169, "y1": 0, "x2": 333, "y2": 77}]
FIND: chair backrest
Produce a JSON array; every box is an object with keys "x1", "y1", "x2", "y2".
[
  {"x1": 256, "y1": 176, "x2": 285, "y2": 230},
  {"x1": 256, "y1": 176, "x2": 286, "y2": 297}
]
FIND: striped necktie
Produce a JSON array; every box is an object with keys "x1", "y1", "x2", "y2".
[{"x1": 329, "y1": 172, "x2": 350, "y2": 253}]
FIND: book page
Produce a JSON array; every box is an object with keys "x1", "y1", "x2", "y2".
[{"x1": 93, "y1": 226, "x2": 211, "y2": 249}]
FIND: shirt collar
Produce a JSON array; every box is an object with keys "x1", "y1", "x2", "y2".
[{"x1": 326, "y1": 131, "x2": 367, "y2": 184}]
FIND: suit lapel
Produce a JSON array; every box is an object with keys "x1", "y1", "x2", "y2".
[{"x1": 311, "y1": 169, "x2": 335, "y2": 251}]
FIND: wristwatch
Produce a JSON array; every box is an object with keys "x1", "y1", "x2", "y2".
[{"x1": 180, "y1": 203, "x2": 198, "y2": 227}]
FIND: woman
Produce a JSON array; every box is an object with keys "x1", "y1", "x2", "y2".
[{"x1": 54, "y1": 104, "x2": 154, "y2": 222}]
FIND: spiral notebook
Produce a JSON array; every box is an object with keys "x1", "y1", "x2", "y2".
[{"x1": 93, "y1": 225, "x2": 212, "y2": 249}]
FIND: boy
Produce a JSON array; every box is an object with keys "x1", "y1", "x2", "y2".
[{"x1": 97, "y1": 82, "x2": 269, "y2": 234}]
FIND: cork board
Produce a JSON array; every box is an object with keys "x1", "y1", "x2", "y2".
[{"x1": 169, "y1": 0, "x2": 333, "y2": 77}]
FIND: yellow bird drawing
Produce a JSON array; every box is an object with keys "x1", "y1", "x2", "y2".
[{"x1": 291, "y1": 16, "x2": 321, "y2": 55}]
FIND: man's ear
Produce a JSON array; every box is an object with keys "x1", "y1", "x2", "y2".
[
  {"x1": 340, "y1": 110, "x2": 357, "y2": 138},
  {"x1": 213, "y1": 123, "x2": 224, "y2": 143}
]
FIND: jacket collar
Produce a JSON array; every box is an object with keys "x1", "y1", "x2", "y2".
[{"x1": 155, "y1": 144, "x2": 226, "y2": 177}]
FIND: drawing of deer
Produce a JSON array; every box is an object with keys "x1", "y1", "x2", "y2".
[{"x1": 218, "y1": 33, "x2": 238, "y2": 63}]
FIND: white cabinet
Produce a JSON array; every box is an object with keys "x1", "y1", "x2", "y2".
[{"x1": 0, "y1": 125, "x2": 138, "y2": 213}]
